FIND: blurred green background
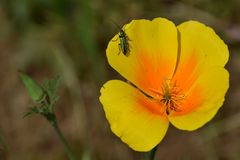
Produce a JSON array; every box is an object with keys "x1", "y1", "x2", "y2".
[{"x1": 0, "y1": 0, "x2": 240, "y2": 159}]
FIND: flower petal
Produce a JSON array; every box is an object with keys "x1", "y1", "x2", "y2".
[
  {"x1": 177, "y1": 20, "x2": 228, "y2": 67},
  {"x1": 173, "y1": 21, "x2": 229, "y2": 80},
  {"x1": 106, "y1": 18, "x2": 178, "y2": 97},
  {"x1": 173, "y1": 20, "x2": 229, "y2": 92},
  {"x1": 169, "y1": 67, "x2": 229, "y2": 131},
  {"x1": 168, "y1": 20, "x2": 229, "y2": 130},
  {"x1": 99, "y1": 80, "x2": 169, "y2": 151}
]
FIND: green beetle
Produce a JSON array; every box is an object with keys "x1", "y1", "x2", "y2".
[
  {"x1": 112, "y1": 22, "x2": 131, "y2": 57},
  {"x1": 118, "y1": 28, "x2": 130, "y2": 56}
]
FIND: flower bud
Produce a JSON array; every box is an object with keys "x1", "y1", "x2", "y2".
[{"x1": 20, "y1": 72, "x2": 45, "y2": 102}]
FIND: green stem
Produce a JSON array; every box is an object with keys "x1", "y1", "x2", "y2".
[
  {"x1": 144, "y1": 145, "x2": 158, "y2": 160},
  {"x1": 51, "y1": 120, "x2": 76, "y2": 160}
]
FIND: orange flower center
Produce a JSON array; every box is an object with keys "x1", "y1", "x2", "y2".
[
  {"x1": 136, "y1": 52, "x2": 202, "y2": 116},
  {"x1": 150, "y1": 79, "x2": 185, "y2": 115}
]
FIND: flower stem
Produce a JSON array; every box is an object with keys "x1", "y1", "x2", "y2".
[
  {"x1": 144, "y1": 145, "x2": 158, "y2": 160},
  {"x1": 50, "y1": 119, "x2": 76, "y2": 160}
]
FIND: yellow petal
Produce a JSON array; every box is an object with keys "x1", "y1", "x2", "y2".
[
  {"x1": 168, "y1": 20, "x2": 229, "y2": 130},
  {"x1": 169, "y1": 67, "x2": 229, "y2": 130},
  {"x1": 173, "y1": 20, "x2": 229, "y2": 82},
  {"x1": 106, "y1": 18, "x2": 178, "y2": 97},
  {"x1": 99, "y1": 80, "x2": 169, "y2": 151},
  {"x1": 171, "y1": 21, "x2": 229, "y2": 98}
]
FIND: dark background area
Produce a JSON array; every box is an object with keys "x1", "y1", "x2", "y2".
[{"x1": 0, "y1": 0, "x2": 240, "y2": 159}]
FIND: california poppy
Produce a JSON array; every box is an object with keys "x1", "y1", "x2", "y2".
[{"x1": 100, "y1": 18, "x2": 229, "y2": 151}]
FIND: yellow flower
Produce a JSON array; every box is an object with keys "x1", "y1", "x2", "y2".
[{"x1": 99, "y1": 18, "x2": 229, "y2": 151}]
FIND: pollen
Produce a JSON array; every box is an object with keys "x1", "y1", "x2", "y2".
[{"x1": 150, "y1": 79, "x2": 185, "y2": 115}]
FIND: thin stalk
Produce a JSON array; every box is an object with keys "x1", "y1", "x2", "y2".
[
  {"x1": 51, "y1": 120, "x2": 76, "y2": 160},
  {"x1": 144, "y1": 145, "x2": 158, "y2": 160}
]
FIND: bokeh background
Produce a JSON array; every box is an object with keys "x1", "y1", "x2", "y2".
[{"x1": 0, "y1": 0, "x2": 240, "y2": 159}]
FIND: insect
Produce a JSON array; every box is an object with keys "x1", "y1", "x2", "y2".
[{"x1": 112, "y1": 22, "x2": 131, "y2": 56}]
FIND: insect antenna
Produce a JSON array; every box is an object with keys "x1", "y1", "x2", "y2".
[{"x1": 109, "y1": 19, "x2": 124, "y2": 31}]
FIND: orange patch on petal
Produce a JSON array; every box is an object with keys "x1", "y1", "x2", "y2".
[
  {"x1": 173, "y1": 51, "x2": 199, "y2": 91},
  {"x1": 135, "y1": 89, "x2": 165, "y2": 116},
  {"x1": 134, "y1": 51, "x2": 175, "y2": 116},
  {"x1": 134, "y1": 50, "x2": 204, "y2": 117},
  {"x1": 135, "y1": 51, "x2": 175, "y2": 98},
  {"x1": 171, "y1": 52, "x2": 203, "y2": 116},
  {"x1": 172, "y1": 86, "x2": 202, "y2": 116}
]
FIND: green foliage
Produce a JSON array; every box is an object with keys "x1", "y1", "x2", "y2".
[
  {"x1": 42, "y1": 75, "x2": 61, "y2": 111},
  {"x1": 20, "y1": 72, "x2": 45, "y2": 102},
  {"x1": 20, "y1": 74, "x2": 76, "y2": 159},
  {"x1": 21, "y1": 73, "x2": 61, "y2": 119}
]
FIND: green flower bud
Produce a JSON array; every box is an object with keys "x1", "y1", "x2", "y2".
[{"x1": 20, "y1": 72, "x2": 45, "y2": 102}]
